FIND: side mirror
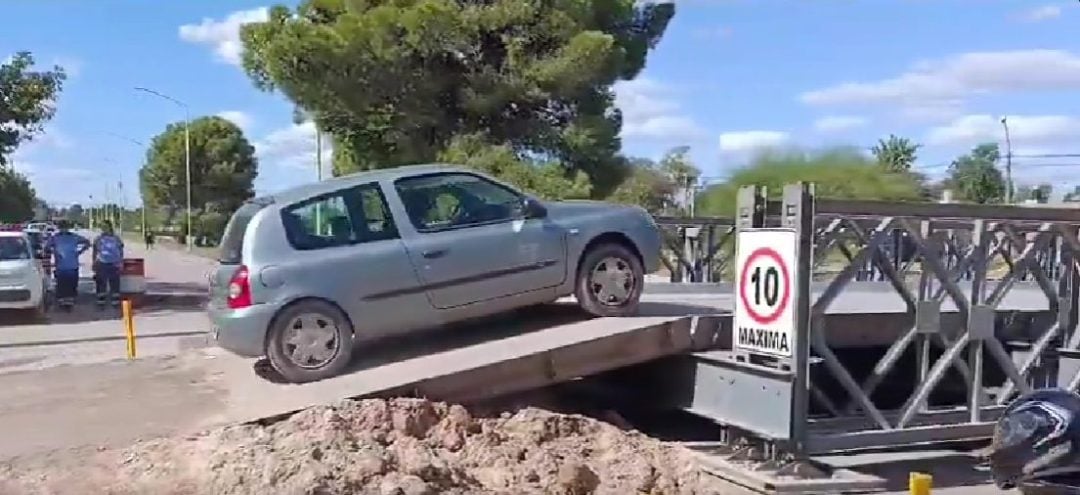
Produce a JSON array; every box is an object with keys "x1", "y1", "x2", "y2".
[{"x1": 522, "y1": 197, "x2": 548, "y2": 219}]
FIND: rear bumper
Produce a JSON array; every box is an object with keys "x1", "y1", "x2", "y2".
[
  {"x1": 207, "y1": 302, "x2": 278, "y2": 358},
  {"x1": 0, "y1": 283, "x2": 43, "y2": 309}
]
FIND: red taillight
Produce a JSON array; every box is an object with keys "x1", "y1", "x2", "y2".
[{"x1": 226, "y1": 265, "x2": 253, "y2": 309}]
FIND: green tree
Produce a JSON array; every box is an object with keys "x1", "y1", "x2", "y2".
[
  {"x1": 945, "y1": 143, "x2": 1006, "y2": 204},
  {"x1": 0, "y1": 167, "x2": 37, "y2": 222},
  {"x1": 140, "y1": 116, "x2": 258, "y2": 230},
  {"x1": 696, "y1": 148, "x2": 924, "y2": 216},
  {"x1": 0, "y1": 52, "x2": 66, "y2": 166},
  {"x1": 608, "y1": 146, "x2": 701, "y2": 214},
  {"x1": 437, "y1": 133, "x2": 592, "y2": 200},
  {"x1": 870, "y1": 134, "x2": 921, "y2": 173},
  {"x1": 239, "y1": 0, "x2": 675, "y2": 197}
]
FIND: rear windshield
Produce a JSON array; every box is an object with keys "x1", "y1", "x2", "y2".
[
  {"x1": 0, "y1": 237, "x2": 30, "y2": 261},
  {"x1": 218, "y1": 200, "x2": 271, "y2": 264}
]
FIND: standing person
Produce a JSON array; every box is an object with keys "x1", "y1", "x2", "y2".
[
  {"x1": 144, "y1": 230, "x2": 155, "y2": 250},
  {"x1": 44, "y1": 220, "x2": 90, "y2": 311},
  {"x1": 92, "y1": 220, "x2": 125, "y2": 309}
]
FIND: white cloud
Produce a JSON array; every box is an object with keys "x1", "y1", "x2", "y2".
[
  {"x1": 800, "y1": 50, "x2": 1080, "y2": 117},
  {"x1": 1020, "y1": 5, "x2": 1061, "y2": 22},
  {"x1": 718, "y1": 130, "x2": 790, "y2": 153},
  {"x1": 812, "y1": 115, "x2": 868, "y2": 133},
  {"x1": 178, "y1": 7, "x2": 269, "y2": 66},
  {"x1": 217, "y1": 110, "x2": 253, "y2": 130},
  {"x1": 613, "y1": 78, "x2": 706, "y2": 141},
  {"x1": 926, "y1": 114, "x2": 1080, "y2": 147},
  {"x1": 253, "y1": 121, "x2": 333, "y2": 194}
]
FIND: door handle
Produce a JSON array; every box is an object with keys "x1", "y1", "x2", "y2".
[{"x1": 422, "y1": 248, "x2": 448, "y2": 259}]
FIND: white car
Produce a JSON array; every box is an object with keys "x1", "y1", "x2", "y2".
[{"x1": 0, "y1": 231, "x2": 48, "y2": 318}]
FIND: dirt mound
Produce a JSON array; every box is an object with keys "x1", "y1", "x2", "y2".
[{"x1": 3, "y1": 398, "x2": 724, "y2": 495}]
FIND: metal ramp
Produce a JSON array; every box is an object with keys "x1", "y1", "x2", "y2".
[{"x1": 238, "y1": 306, "x2": 727, "y2": 426}]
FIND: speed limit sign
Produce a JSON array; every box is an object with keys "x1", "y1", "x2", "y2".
[{"x1": 734, "y1": 229, "x2": 798, "y2": 357}]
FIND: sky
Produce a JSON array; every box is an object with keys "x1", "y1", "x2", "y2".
[{"x1": 3, "y1": 0, "x2": 1079, "y2": 207}]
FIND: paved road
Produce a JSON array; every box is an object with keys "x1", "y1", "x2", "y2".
[{"x1": 0, "y1": 234, "x2": 213, "y2": 372}]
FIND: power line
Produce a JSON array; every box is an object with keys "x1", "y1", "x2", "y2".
[{"x1": 1012, "y1": 153, "x2": 1080, "y2": 159}]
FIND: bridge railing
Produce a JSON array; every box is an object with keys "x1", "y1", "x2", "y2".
[
  {"x1": 655, "y1": 204, "x2": 1070, "y2": 283},
  {"x1": 668, "y1": 183, "x2": 1080, "y2": 473}
]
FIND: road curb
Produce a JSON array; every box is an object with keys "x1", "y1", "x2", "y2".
[{"x1": 0, "y1": 330, "x2": 211, "y2": 349}]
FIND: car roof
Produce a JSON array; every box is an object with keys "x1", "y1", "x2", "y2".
[{"x1": 255, "y1": 163, "x2": 473, "y2": 205}]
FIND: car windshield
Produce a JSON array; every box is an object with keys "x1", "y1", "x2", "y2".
[{"x1": 0, "y1": 237, "x2": 30, "y2": 261}]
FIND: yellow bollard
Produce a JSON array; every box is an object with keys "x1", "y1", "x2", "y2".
[
  {"x1": 909, "y1": 472, "x2": 932, "y2": 495},
  {"x1": 122, "y1": 299, "x2": 137, "y2": 360}
]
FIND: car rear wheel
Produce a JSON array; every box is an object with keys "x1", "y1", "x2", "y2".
[
  {"x1": 574, "y1": 243, "x2": 644, "y2": 317},
  {"x1": 266, "y1": 300, "x2": 354, "y2": 383},
  {"x1": 27, "y1": 296, "x2": 47, "y2": 322}
]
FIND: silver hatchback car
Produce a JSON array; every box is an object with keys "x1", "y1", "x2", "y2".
[{"x1": 208, "y1": 164, "x2": 662, "y2": 383}]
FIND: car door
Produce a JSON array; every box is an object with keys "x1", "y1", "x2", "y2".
[
  {"x1": 393, "y1": 172, "x2": 567, "y2": 310},
  {"x1": 271, "y1": 182, "x2": 435, "y2": 337}
]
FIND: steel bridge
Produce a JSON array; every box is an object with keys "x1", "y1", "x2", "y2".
[{"x1": 228, "y1": 183, "x2": 1080, "y2": 494}]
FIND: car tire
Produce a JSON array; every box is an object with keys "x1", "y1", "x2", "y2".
[
  {"x1": 266, "y1": 299, "x2": 354, "y2": 384},
  {"x1": 574, "y1": 242, "x2": 644, "y2": 317},
  {"x1": 28, "y1": 296, "x2": 48, "y2": 322}
]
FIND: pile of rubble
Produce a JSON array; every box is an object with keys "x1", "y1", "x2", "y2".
[{"x1": 4, "y1": 398, "x2": 726, "y2": 494}]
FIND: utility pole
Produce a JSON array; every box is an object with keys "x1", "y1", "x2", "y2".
[
  {"x1": 135, "y1": 87, "x2": 192, "y2": 250},
  {"x1": 1001, "y1": 116, "x2": 1014, "y2": 204},
  {"x1": 315, "y1": 126, "x2": 323, "y2": 234}
]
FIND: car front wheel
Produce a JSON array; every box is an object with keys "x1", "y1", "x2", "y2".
[
  {"x1": 266, "y1": 300, "x2": 354, "y2": 383},
  {"x1": 574, "y1": 243, "x2": 644, "y2": 317}
]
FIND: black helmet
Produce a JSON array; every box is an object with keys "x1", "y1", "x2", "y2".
[{"x1": 988, "y1": 388, "x2": 1080, "y2": 493}]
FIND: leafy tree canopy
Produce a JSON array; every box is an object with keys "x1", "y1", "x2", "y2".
[
  {"x1": 140, "y1": 116, "x2": 259, "y2": 216},
  {"x1": 0, "y1": 52, "x2": 66, "y2": 166},
  {"x1": 870, "y1": 134, "x2": 920, "y2": 173},
  {"x1": 697, "y1": 148, "x2": 924, "y2": 216},
  {"x1": 239, "y1": 0, "x2": 675, "y2": 197},
  {"x1": 437, "y1": 133, "x2": 592, "y2": 200},
  {"x1": 608, "y1": 146, "x2": 700, "y2": 214},
  {"x1": 0, "y1": 167, "x2": 37, "y2": 223},
  {"x1": 945, "y1": 142, "x2": 1006, "y2": 204}
]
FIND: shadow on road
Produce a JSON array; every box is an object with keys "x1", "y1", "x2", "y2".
[{"x1": 254, "y1": 300, "x2": 726, "y2": 384}]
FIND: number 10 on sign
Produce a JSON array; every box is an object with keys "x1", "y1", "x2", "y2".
[{"x1": 734, "y1": 229, "x2": 798, "y2": 357}]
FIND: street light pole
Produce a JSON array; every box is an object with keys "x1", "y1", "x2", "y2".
[
  {"x1": 135, "y1": 87, "x2": 193, "y2": 251},
  {"x1": 1001, "y1": 116, "x2": 1014, "y2": 204}
]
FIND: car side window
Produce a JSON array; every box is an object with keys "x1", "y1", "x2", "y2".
[
  {"x1": 394, "y1": 173, "x2": 523, "y2": 232},
  {"x1": 281, "y1": 183, "x2": 399, "y2": 250}
]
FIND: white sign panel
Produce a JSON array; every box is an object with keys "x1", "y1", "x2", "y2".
[{"x1": 733, "y1": 229, "x2": 798, "y2": 357}]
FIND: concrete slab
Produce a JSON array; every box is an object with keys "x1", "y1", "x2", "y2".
[{"x1": 217, "y1": 313, "x2": 704, "y2": 425}]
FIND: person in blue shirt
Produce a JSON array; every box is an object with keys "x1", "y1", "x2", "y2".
[
  {"x1": 44, "y1": 219, "x2": 90, "y2": 310},
  {"x1": 92, "y1": 220, "x2": 125, "y2": 309}
]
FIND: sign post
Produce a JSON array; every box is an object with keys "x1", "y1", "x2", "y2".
[{"x1": 734, "y1": 229, "x2": 799, "y2": 358}]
